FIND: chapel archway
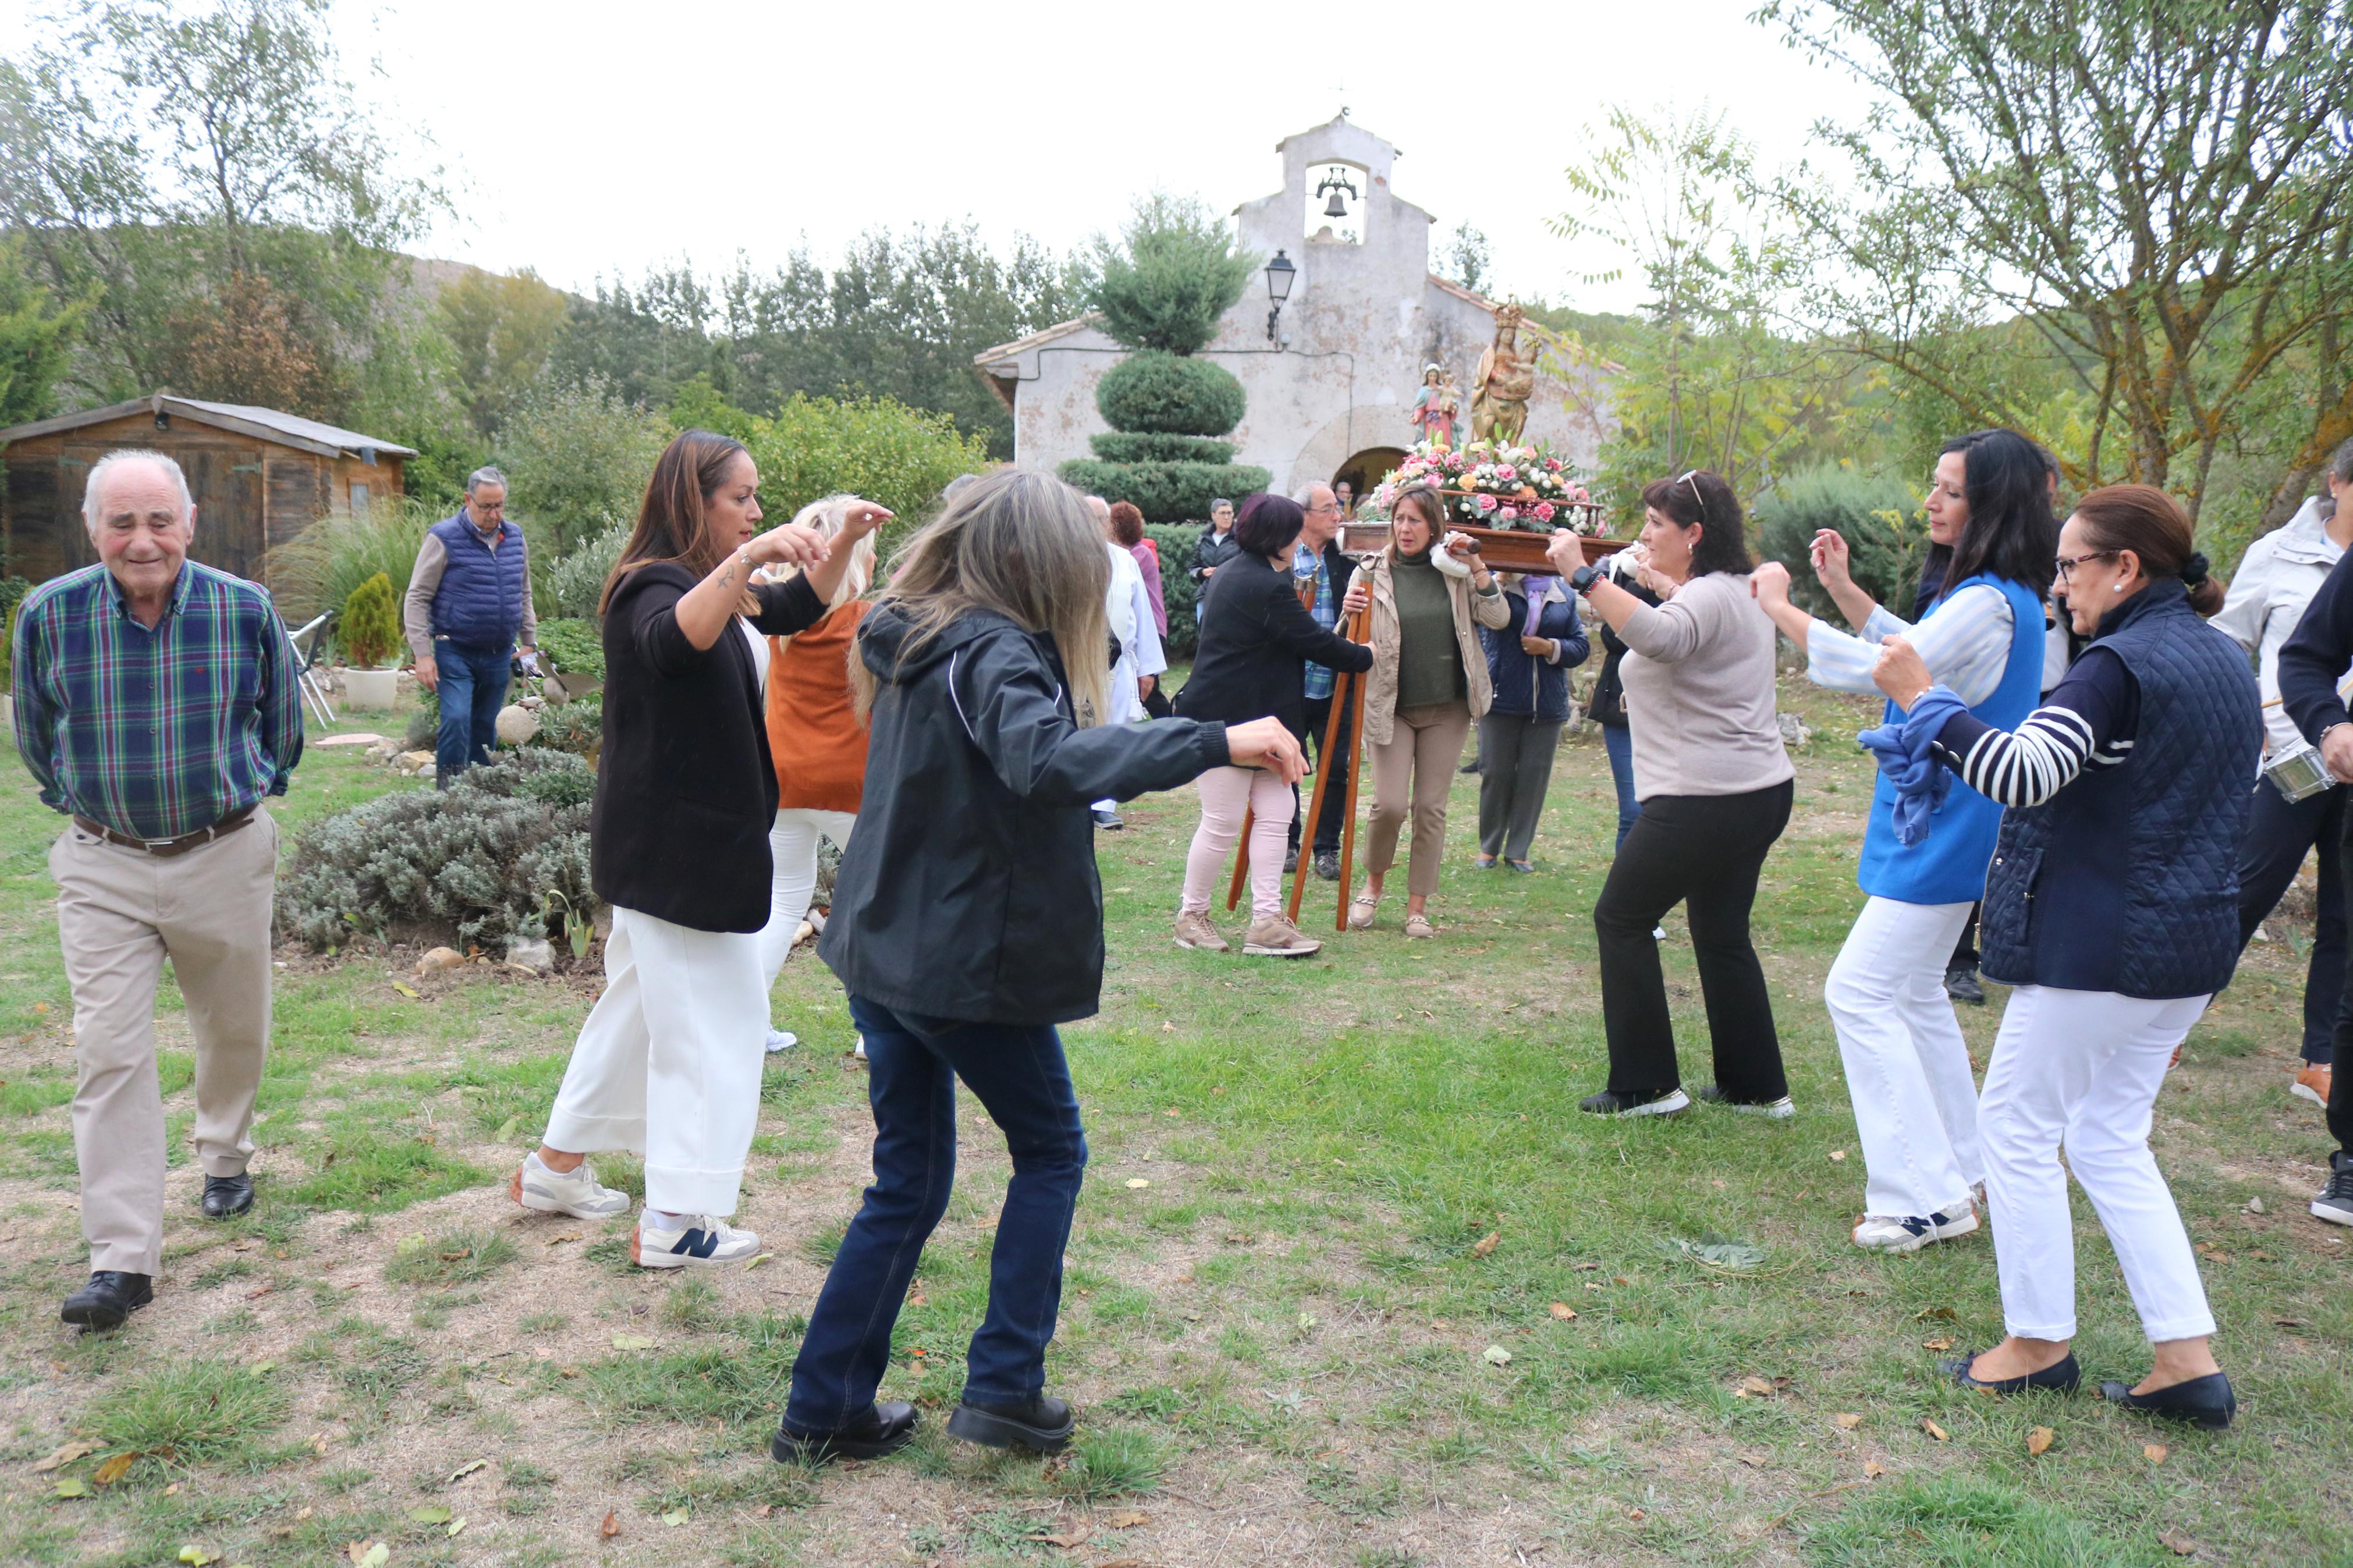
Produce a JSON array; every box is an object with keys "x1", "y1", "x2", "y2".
[{"x1": 1335, "y1": 447, "x2": 1408, "y2": 511}]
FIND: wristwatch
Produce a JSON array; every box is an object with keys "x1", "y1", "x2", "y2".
[{"x1": 1568, "y1": 563, "x2": 1605, "y2": 595}]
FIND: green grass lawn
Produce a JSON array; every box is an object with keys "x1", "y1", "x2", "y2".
[{"x1": 0, "y1": 680, "x2": 2347, "y2": 1567}]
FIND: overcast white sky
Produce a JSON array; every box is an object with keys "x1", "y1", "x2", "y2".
[{"x1": 8, "y1": 0, "x2": 1889, "y2": 314}]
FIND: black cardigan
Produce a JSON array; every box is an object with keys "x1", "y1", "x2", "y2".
[
  {"x1": 590, "y1": 564, "x2": 826, "y2": 933},
  {"x1": 1175, "y1": 553, "x2": 1372, "y2": 735}
]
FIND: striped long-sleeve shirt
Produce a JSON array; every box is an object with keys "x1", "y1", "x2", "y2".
[
  {"x1": 1805, "y1": 583, "x2": 2020, "y2": 706},
  {"x1": 11, "y1": 561, "x2": 304, "y2": 840},
  {"x1": 1926, "y1": 647, "x2": 2136, "y2": 808}
]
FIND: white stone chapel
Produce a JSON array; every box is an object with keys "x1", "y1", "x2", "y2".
[{"x1": 974, "y1": 113, "x2": 1614, "y2": 502}]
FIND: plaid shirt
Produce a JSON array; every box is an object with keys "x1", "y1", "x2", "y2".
[
  {"x1": 1294, "y1": 550, "x2": 1339, "y2": 701},
  {"x1": 11, "y1": 561, "x2": 303, "y2": 840}
]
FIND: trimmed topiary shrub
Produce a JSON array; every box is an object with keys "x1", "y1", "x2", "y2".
[
  {"x1": 1056, "y1": 459, "x2": 1272, "y2": 529},
  {"x1": 1143, "y1": 523, "x2": 1204, "y2": 659},
  {"x1": 1752, "y1": 464, "x2": 1929, "y2": 618},
  {"x1": 275, "y1": 748, "x2": 595, "y2": 953},
  {"x1": 339, "y1": 571, "x2": 402, "y2": 669},
  {"x1": 1087, "y1": 431, "x2": 1235, "y2": 465},
  {"x1": 1094, "y1": 351, "x2": 1245, "y2": 436}
]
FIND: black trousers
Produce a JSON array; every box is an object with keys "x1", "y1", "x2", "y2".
[
  {"x1": 1948, "y1": 905, "x2": 1979, "y2": 968},
  {"x1": 1593, "y1": 780, "x2": 1794, "y2": 1100},
  {"x1": 1287, "y1": 692, "x2": 1353, "y2": 855},
  {"x1": 2237, "y1": 780, "x2": 2346, "y2": 1065},
  {"x1": 2326, "y1": 801, "x2": 2353, "y2": 1158}
]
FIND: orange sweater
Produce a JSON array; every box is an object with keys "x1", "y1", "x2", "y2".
[{"x1": 764, "y1": 599, "x2": 870, "y2": 813}]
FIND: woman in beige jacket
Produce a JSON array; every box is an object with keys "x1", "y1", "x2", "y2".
[{"x1": 1349, "y1": 483, "x2": 1513, "y2": 937}]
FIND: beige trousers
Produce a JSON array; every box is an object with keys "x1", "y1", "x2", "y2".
[
  {"x1": 1365, "y1": 701, "x2": 1472, "y2": 899},
  {"x1": 51, "y1": 809, "x2": 278, "y2": 1275}
]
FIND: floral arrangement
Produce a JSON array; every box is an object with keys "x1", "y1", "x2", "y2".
[{"x1": 1360, "y1": 440, "x2": 1607, "y2": 536}]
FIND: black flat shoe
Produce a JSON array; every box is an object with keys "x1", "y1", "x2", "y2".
[
  {"x1": 61, "y1": 1271, "x2": 153, "y2": 1331},
  {"x1": 946, "y1": 1393, "x2": 1074, "y2": 1452},
  {"x1": 771, "y1": 1400, "x2": 918, "y2": 1463},
  {"x1": 2100, "y1": 1373, "x2": 2235, "y2": 1430},
  {"x1": 201, "y1": 1173, "x2": 254, "y2": 1218},
  {"x1": 1940, "y1": 1350, "x2": 2081, "y2": 1394}
]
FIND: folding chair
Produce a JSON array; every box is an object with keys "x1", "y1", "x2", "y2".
[{"x1": 286, "y1": 612, "x2": 338, "y2": 728}]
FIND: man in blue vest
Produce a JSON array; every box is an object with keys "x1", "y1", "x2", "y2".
[{"x1": 402, "y1": 467, "x2": 537, "y2": 787}]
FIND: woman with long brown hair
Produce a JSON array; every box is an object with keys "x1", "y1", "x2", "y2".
[
  {"x1": 512, "y1": 431, "x2": 890, "y2": 1270},
  {"x1": 1347, "y1": 481, "x2": 1511, "y2": 938}
]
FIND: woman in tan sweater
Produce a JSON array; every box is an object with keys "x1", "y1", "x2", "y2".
[{"x1": 1348, "y1": 483, "x2": 1513, "y2": 938}]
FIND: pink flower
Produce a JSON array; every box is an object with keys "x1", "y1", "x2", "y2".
[
  {"x1": 1534, "y1": 502, "x2": 1556, "y2": 522},
  {"x1": 1477, "y1": 493, "x2": 1497, "y2": 513},
  {"x1": 1571, "y1": 485, "x2": 1589, "y2": 503},
  {"x1": 1496, "y1": 464, "x2": 1518, "y2": 482},
  {"x1": 1545, "y1": 458, "x2": 1561, "y2": 471},
  {"x1": 1499, "y1": 505, "x2": 1519, "y2": 522}
]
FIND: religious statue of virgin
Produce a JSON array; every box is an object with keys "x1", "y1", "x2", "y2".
[{"x1": 1409, "y1": 364, "x2": 1458, "y2": 447}]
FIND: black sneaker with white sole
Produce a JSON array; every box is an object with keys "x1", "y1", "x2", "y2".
[
  {"x1": 2314, "y1": 1151, "x2": 2353, "y2": 1226},
  {"x1": 1695, "y1": 1085, "x2": 1795, "y2": 1118},
  {"x1": 1578, "y1": 1086, "x2": 1691, "y2": 1118}
]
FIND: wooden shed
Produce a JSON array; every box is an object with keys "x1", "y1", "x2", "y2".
[{"x1": 0, "y1": 394, "x2": 416, "y2": 588}]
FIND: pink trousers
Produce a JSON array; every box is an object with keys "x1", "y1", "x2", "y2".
[{"x1": 1180, "y1": 766, "x2": 1296, "y2": 921}]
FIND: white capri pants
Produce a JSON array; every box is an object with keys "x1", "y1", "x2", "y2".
[
  {"x1": 757, "y1": 808, "x2": 857, "y2": 987},
  {"x1": 1979, "y1": 984, "x2": 2217, "y2": 1345},
  {"x1": 542, "y1": 905, "x2": 766, "y2": 1218},
  {"x1": 1823, "y1": 896, "x2": 1983, "y2": 1220}
]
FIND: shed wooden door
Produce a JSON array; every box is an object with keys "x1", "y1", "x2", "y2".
[{"x1": 175, "y1": 447, "x2": 265, "y2": 582}]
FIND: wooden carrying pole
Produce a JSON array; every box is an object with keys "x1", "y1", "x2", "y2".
[{"x1": 1286, "y1": 600, "x2": 1374, "y2": 930}]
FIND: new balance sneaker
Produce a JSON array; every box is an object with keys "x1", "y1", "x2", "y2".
[
  {"x1": 2313, "y1": 1151, "x2": 2353, "y2": 1227},
  {"x1": 633, "y1": 1213, "x2": 762, "y2": 1268},
  {"x1": 1173, "y1": 911, "x2": 1230, "y2": 952},
  {"x1": 765, "y1": 1029, "x2": 798, "y2": 1054},
  {"x1": 1243, "y1": 915, "x2": 1321, "y2": 958},
  {"x1": 511, "y1": 1154, "x2": 630, "y2": 1220},
  {"x1": 1695, "y1": 1085, "x2": 1795, "y2": 1118},
  {"x1": 1578, "y1": 1086, "x2": 1691, "y2": 1118},
  {"x1": 1852, "y1": 1207, "x2": 1980, "y2": 1254}
]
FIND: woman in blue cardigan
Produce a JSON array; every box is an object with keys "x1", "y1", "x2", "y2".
[
  {"x1": 1475, "y1": 573, "x2": 1588, "y2": 871},
  {"x1": 1751, "y1": 429, "x2": 2056, "y2": 1247},
  {"x1": 1871, "y1": 483, "x2": 2255, "y2": 1430}
]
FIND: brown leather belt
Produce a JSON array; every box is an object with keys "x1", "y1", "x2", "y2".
[{"x1": 74, "y1": 805, "x2": 258, "y2": 858}]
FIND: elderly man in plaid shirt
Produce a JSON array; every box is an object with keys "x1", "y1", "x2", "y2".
[{"x1": 11, "y1": 450, "x2": 302, "y2": 1330}]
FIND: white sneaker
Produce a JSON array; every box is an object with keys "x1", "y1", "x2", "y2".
[
  {"x1": 1653, "y1": 926, "x2": 1667, "y2": 941},
  {"x1": 511, "y1": 1155, "x2": 630, "y2": 1219},
  {"x1": 765, "y1": 1029, "x2": 798, "y2": 1053},
  {"x1": 632, "y1": 1213, "x2": 762, "y2": 1268},
  {"x1": 1851, "y1": 1207, "x2": 1979, "y2": 1254},
  {"x1": 854, "y1": 1034, "x2": 867, "y2": 1059}
]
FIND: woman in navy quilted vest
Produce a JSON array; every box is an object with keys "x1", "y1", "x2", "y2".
[
  {"x1": 1869, "y1": 484, "x2": 2256, "y2": 1430},
  {"x1": 1751, "y1": 429, "x2": 2057, "y2": 1255}
]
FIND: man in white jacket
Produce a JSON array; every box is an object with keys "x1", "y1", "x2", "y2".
[
  {"x1": 1086, "y1": 497, "x2": 1166, "y2": 830},
  {"x1": 2213, "y1": 463, "x2": 2353, "y2": 1108}
]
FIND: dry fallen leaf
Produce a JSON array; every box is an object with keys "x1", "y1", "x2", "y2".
[
  {"x1": 2158, "y1": 1528, "x2": 2198, "y2": 1556},
  {"x1": 2145, "y1": 1443, "x2": 2169, "y2": 1464},
  {"x1": 389, "y1": 982, "x2": 420, "y2": 999},
  {"x1": 2028, "y1": 1425, "x2": 2054, "y2": 1456},
  {"x1": 31, "y1": 1440, "x2": 100, "y2": 1473},
  {"x1": 1923, "y1": 1337, "x2": 1954, "y2": 1352},
  {"x1": 1828, "y1": 1149, "x2": 1848, "y2": 1162},
  {"x1": 1626, "y1": 1507, "x2": 1646, "y2": 1521},
  {"x1": 542, "y1": 1233, "x2": 581, "y2": 1247},
  {"x1": 1737, "y1": 1451, "x2": 1768, "y2": 1468},
  {"x1": 1864, "y1": 1460, "x2": 1887, "y2": 1478},
  {"x1": 407, "y1": 1505, "x2": 452, "y2": 1526},
  {"x1": 1548, "y1": 1302, "x2": 1578, "y2": 1321},
  {"x1": 1481, "y1": 1345, "x2": 1513, "y2": 1366},
  {"x1": 1471, "y1": 1231, "x2": 1500, "y2": 1258},
  {"x1": 600, "y1": 1510, "x2": 621, "y2": 1539},
  {"x1": 611, "y1": 1334, "x2": 655, "y2": 1350},
  {"x1": 1834, "y1": 1413, "x2": 1862, "y2": 1431},
  {"x1": 1921, "y1": 1418, "x2": 1950, "y2": 1442},
  {"x1": 1124, "y1": 1178, "x2": 1151, "y2": 1190},
  {"x1": 1031, "y1": 1531, "x2": 1087, "y2": 1548},
  {"x1": 1739, "y1": 1376, "x2": 1774, "y2": 1396},
  {"x1": 1106, "y1": 1508, "x2": 1150, "y2": 1528},
  {"x1": 93, "y1": 1452, "x2": 137, "y2": 1486}
]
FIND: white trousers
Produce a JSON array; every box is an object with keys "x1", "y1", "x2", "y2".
[
  {"x1": 1824, "y1": 897, "x2": 1982, "y2": 1219},
  {"x1": 543, "y1": 906, "x2": 766, "y2": 1217},
  {"x1": 756, "y1": 808, "x2": 857, "y2": 987},
  {"x1": 1979, "y1": 984, "x2": 2216, "y2": 1344}
]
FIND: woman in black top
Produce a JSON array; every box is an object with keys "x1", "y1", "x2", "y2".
[
  {"x1": 1589, "y1": 549, "x2": 1665, "y2": 847},
  {"x1": 517, "y1": 430, "x2": 889, "y2": 1272},
  {"x1": 1173, "y1": 493, "x2": 1373, "y2": 957}
]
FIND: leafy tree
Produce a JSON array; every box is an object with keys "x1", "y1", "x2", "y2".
[
  {"x1": 338, "y1": 571, "x2": 402, "y2": 669},
  {"x1": 740, "y1": 393, "x2": 989, "y2": 545},
  {"x1": 495, "y1": 376, "x2": 674, "y2": 555},
  {"x1": 1759, "y1": 0, "x2": 2353, "y2": 522},
  {"x1": 1088, "y1": 194, "x2": 1255, "y2": 355},
  {"x1": 1444, "y1": 222, "x2": 1492, "y2": 296},
  {"x1": 0, "y1": 236, "x2": 86, "y2": 426},
  {"x1": 438, "y1": 269, "x2": 566, "y2": 439}
]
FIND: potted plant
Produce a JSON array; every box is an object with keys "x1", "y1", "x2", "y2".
[{"x1": 338, "y1": 572, "x2": 404, "y2": 710}]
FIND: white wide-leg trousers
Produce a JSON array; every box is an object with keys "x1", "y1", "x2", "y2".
[
  {"x1": 1823, "y1": 896, "x2": 1982, "y2": 1219},
  {"x1": 1978, "y1": 984, "x2": 2216, "y2": 1344},
  {"x1": 543, "y1": 905, "x2": 766, "y2": 1218},
  {"x1": 756, "y1": 808, "x2": 856, "y2": 987}
]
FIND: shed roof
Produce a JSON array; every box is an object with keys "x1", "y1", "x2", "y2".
[{"x1": 0, "y1": 394, "x2": 420, "y2": 461}]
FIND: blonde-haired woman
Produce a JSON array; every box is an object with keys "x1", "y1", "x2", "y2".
[
  {"x1": 1349, "y1": 482, "x2": 1511, "y2": 937},
  {"x1": 754, "y1": 496, "x2": 880, "y2": 1053},
  {"x1": 775, "y1": 470, "x2": 1304, "y2": 1463}
]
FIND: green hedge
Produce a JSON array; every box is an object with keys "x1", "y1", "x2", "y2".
[
  {"x1": 534, "y1": 617, "x2": 604, "y2": 680},
  {"x1": 1752, "y1": 464, "x2": 1929, "y2": 618},
  {"x1": 1144, "y1": 523, "x2": 1204, "y2": 659},
  {"x1": 1058, "y1": 459, "x2": 1273, "y2": 527},
  {"x1": 1095, "y1": 351, "x2": 1245, "y2": 436},
  {"x1": 1088, "y1": 431, "x2": 1234, "y2": 465}
]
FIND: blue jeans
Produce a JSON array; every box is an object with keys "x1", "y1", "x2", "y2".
[
  {"x1": 783, "y1": 997, "x2": 1088, "y2": 1432},
  {"x1": 432, "y1": 639, "x2": 511, "y2": 786},
  {"x1": 1602, "y1": 722, "x2": 1642, "y2": 848}
]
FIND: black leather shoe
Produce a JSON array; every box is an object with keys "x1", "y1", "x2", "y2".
[
  {"x1": 1944, "y1": 965, "x2": 1986, "y2": 1005},
  {"x1": 1091, "y1": 809, "x2": 1124, "y2": 831},
  {"x1": 62, "y1": 1271, "x2": 153, "y2": 1331},
  {"x1": 1940, "y1": 1350, "x2": 2081, "y2": 1394},
  {"x1": 2100, "y1": 1373, "x2": 2235, "y2": 1430},
  {"x1": 771, "y1": 1400, "x2": 918, "y2": 1463},
  {"x1": 946, "y1": 1393, "x2": 1075, "y2": 1452},
  {"x1": 201, "y1": 1173, "x2": 254, "y2": 1218}
]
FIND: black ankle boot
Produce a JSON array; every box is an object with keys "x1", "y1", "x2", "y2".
[
  {"x1": 946, "y1": 1393, "x2": 1074, "y2": 1452},
  {"x1": 770, "y1": 1400, "x2": 918, "y2": 1463}
]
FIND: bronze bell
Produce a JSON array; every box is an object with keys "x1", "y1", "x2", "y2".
[{"x1": 1323, "y1": 190, "x2": 1348, "y2": 218}]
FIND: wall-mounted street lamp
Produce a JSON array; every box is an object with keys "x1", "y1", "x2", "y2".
[{"x1": 1265, "y1": 250, "x2": 1296, "y2": 347}]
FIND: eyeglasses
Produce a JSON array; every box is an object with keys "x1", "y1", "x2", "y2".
[{"x1": 2053, "y1": 549, "x2": 2117, "y2": 584}]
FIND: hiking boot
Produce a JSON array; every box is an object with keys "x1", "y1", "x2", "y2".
[
  {"x1": 1313, "y1": 849, "x2": 1341, "y2": 881},
  {"x1": 1243, "y1": 916, "x2": 1321, "y2": 958},
  {"x1": 1173, "y1": 911, "x2": 1229, "y2": 952}
]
